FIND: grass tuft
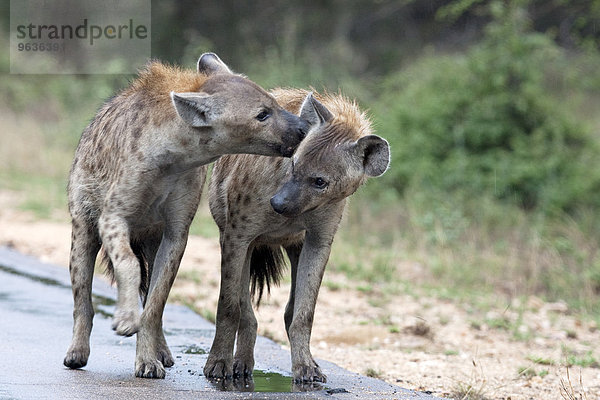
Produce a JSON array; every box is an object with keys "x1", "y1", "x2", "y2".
[
  {"x1": 450, "y1": 360, "x2": 492, "y2": 400},
  {"x1": 364, "y1": 368, "x2": 382, "y2": 379},
  {"x1": 560, "y1": 368, "x2": 590, "y2": 400},
  {"x1": 517, "y1": 366, "x2": 549, "y2": 379},
  {"x1": 526, "y1": 355, "x2": 555, "y2": 366},
  {"x1": 450, "y1": 382, "x2": 491, "y2": 400}
]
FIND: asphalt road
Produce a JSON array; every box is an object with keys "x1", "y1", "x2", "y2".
[{"x1": 0, "y1": 247, "x2": 441, "y2": 399}]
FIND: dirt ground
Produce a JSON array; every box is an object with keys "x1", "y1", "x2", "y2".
[{"x1": 1, "y1": 190, "x2": 598, "y2": 400}]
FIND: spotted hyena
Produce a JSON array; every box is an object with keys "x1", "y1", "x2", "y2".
[
  {"x1": 205, "y1": 89, "x2": 390, "y2": 383},
  {"x1": 63, "y1": 53, "x2": 309, "y2": 379}
]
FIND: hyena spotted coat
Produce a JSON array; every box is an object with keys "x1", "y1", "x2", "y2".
[
  {"x1": 205, "y1": 89, "x2": 390, "y2": 383},
  {"x1": 64, "y1": 53, "x2": 308, "y2": 379}
]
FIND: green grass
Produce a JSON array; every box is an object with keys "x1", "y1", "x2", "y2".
[
  {"x1": 517, "y1": 366, "x2": 536, "y2": 378},
  {"x1": 563, "y1": 349, "x2": 600, "y2": 369},
  {"x1": 469, "y1": 320, "x2": 482, "y2": 331},
  {"x1": 188, "y1": 202, "x2": 219, "y2": 239},
  {"x1": 0, "y1": 102, "x2": 75, "y2": 220},
  {"x1": 322, "y1": 280, "x2": 344, "y2": 291},
  {"x1": 526, "y1": 355, "x2": 555, "y2": 366},
  {"x1": 195, "y1": 307, "x2": 216, "y2": 324},
  {"x1": 355, "y1": 284, "x2": 373, "y2": 294},
  {"x1": 388, "y1": 325, "x2": 400, "y2": 334},
  {"x1": 450, "y1": 382, "x2": 491, "y2": 400},
  {"x1": 485, "y1": 317, "x2": 511, "y2": 331},
  {"x1": 0, "y1": 172, "x2": 68, "y2": 220},
  {"x1": 177, "y1": 269, "x2": 203, "y2": 285},
  {"x1": 517, "y1": 366, "x2": 549, "y2": 378},
  {"x1": 364, "y1": 368, "x2": 382, "y2": 379}
]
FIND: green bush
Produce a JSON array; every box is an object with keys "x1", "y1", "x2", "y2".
[{"x1": 376, "y1": 1, "x2": 600, "y2": 213}]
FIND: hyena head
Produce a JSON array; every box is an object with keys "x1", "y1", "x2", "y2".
[
  {"x1": 270, "y1": 93, "x2": 390, "y2": 217},
  {"x1": 170, "y1": 53, "x2": 308, "y2": 157}
]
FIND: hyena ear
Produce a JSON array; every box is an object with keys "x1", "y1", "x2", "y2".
[
  {"x1": 197, "y1": 52, "x2": 233, "y2": 75},
  {"x1": 171, "y1": 91, "x2": 220, "y2": 127},
  {"x1": 299, "y1": 93, "x2": 333, "y2": 127},
  {"x1": 353, "y1": 135, "x2": 390, "y2": 177}
]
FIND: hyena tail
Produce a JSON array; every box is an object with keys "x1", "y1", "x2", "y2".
[
  {"x1": 100, "y1": 240, "x2": 150, "y2": 304},
  {"x1": 249, "y1": 245, "x2": 287, "y2": 307}
]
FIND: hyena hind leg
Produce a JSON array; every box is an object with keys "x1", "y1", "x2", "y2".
[
  {"x1": 98, "y1": 213, "x2": 142, "y2": 337},
  {"x1": 64, "y1": 219, "x2": 101, "y2": 369}
]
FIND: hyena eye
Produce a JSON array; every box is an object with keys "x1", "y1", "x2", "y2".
[
  {"x1": 256, "y1": 110, "x2": 271, "y2": 122},
  {"x1": 313, "y1": 177, "x2": 328, "y2": 189}
]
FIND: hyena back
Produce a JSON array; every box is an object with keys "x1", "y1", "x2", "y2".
[
  {"x1": 205, "y1": 89, "x2": 390, "y2": 383},
  {"x1": 64, "y1": 53, "x2": 308, "y2": 379}
]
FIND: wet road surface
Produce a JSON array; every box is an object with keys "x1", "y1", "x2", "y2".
[{"x1": 0, "y1": 247, "x2": 442, "y2": 399}]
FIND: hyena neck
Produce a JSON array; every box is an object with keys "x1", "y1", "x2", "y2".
[{"x1": 141, "y1": 121, "x2": 222, "y2": 176}]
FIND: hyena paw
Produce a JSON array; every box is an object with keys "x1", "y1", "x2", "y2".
[
  {"x1": 233, "y1": 356, "x2": 254, "y2": 377},
  {"x1": 157, "y1": 345, "x2": 174, "y2": 368},
  {"x1": 63, "y1": 347, "x2": 89, "y2": 369},
  {"x1": 111, "y1": 310, "x2": 140, "y2": 337},
  {"x1": 135, "y1": 358, "x2": 166, "y2": 379},
  {"x1": 293, "y1": 364, "x2": 327, "y2": 383},
  {"x1": 204, "y1": 357, "x2": 233, "y2": 379}
]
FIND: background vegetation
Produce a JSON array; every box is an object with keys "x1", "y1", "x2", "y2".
[{"x1": 1, "y1": 0, "x2": 600, "y2": 319}]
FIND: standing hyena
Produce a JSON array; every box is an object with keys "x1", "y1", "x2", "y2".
[
  {"x1": 64, "y1": 53, "x2": 309, "y2": 379},
  {"x1": 205, "y1": 89, "x2": 390, "y2": 383}
]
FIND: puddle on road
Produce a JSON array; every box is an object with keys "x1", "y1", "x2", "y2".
[
  {"x1": 252, "y1": 370, "x2": 294, "y2": 392},
  {"x1": 207, "y1": 369, "x2": 327, "y2": 393},
  {"x1": 183, "y1": 344, "x2": 206, "y2": 354},
  {"x1": 207, "y1": 369, "x2": 294, "y2": 393}
]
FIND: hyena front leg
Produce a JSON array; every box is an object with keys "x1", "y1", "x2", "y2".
[
  {"x1": 64, "y1": 218, "x2": 101, "y2": 369},
  {"x1": 137, "y1": 233, "x2": 175, "y2": 369},
  {"x1": 204, "y1": 240, "x2": 251, "y2": 379},
  {"x1": 98, "y1": 213, "x2": 142, "y2": 337},
  {"x1": 288, "y1": 231, "x2": 332, "y2": 383},
  {"x1": 232, "y1": 248, "x2": 257, "y2": 377},
  {"x1": 135, "y1": 230, "x2": 188, "y2": 378},
  {"x1": 284, "y1": 243, "x2": 302, "y2": 339}
]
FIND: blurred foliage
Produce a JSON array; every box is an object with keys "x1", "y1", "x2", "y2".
[
  {"x1": 376, "y1": 0, "x2": 600, "y2": 212},
  {"x1": 149, "y1": 0, "x2": 600, "y2": 77}
]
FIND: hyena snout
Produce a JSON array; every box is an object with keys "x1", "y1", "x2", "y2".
[
  {"x1": 279, "y1": 110, "x2": 310, "y2": 157},
  {"x1": 270, "y1": 180, "x2": 303, "y2": 217},
  {"x1": 270, "y1": 194, "x2": 286, "y2": 215}
]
